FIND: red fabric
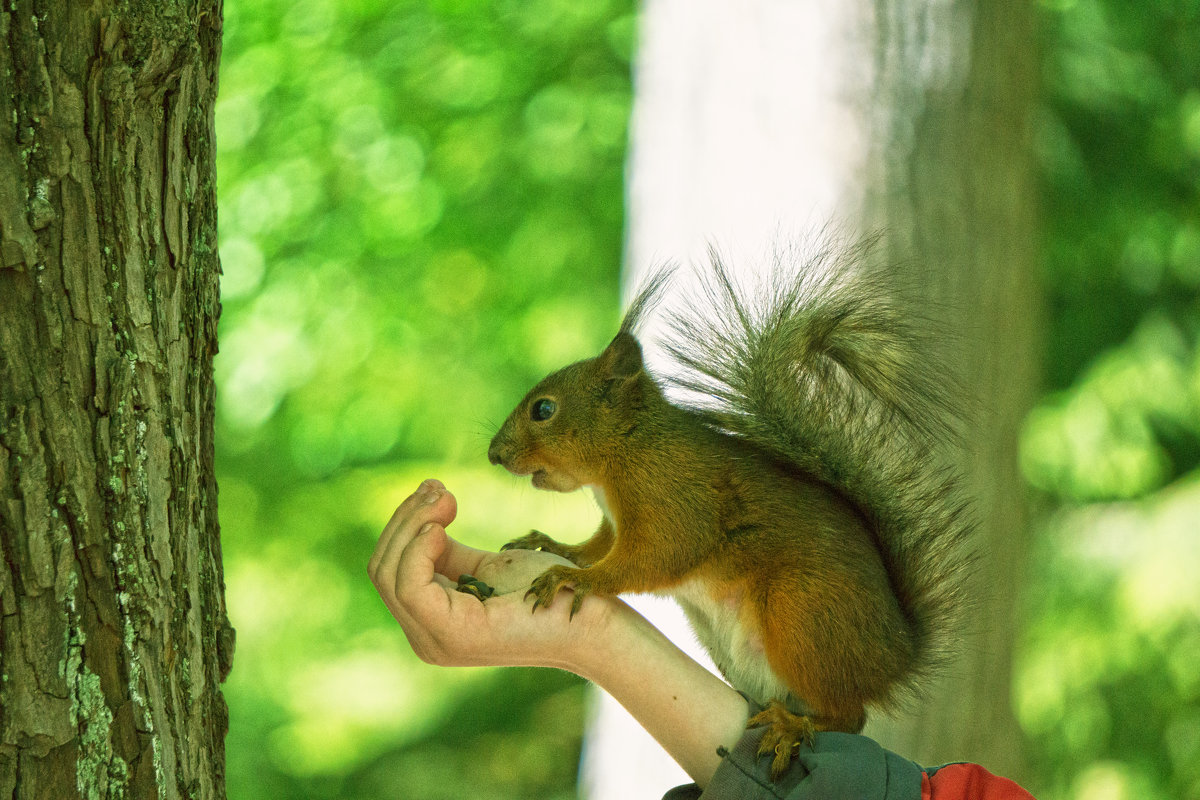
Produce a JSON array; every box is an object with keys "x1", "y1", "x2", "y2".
[{"x1": 922, "y1": 763, "x2": 1035, "y2": 800}]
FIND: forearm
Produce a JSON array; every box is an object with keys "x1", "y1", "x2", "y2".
[{"x1": 572, "y1": 601, "x2": 750, "y2": 787}]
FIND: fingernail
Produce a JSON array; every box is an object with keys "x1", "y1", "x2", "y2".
[
  {"x1": 421, "y1": 488, "x2": 441, "y2": 505},
  {"x1": 418, "y1": 522, "x2": 434, "y2": 535}
]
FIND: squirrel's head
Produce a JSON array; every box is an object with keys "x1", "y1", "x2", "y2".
[{"x1": 488, "y1": 331, "x2": 656, "y2": 492}]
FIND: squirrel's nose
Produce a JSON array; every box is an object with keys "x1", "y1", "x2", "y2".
[{"x1": 487, "y1": 441, "x2": 502, "y2": 466}]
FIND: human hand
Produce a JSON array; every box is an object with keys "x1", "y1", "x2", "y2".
[
  {"x1": 368, "y1": 480, "x2": 752, "y2": 787},
  {"x1": 367, "y1": 479, "x2": 615, "y2": 670},
  {"x1": 466, "y1": 541, "x2": 579, "y2": 597}
]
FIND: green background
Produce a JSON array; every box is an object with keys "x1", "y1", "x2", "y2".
[{"x1": 213, "y1": 0, "x2": 1200, "y2": 797}]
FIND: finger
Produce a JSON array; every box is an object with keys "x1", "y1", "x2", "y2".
[
  {"x1": 370, "y1": 479, "x2": 455, "y2": 568},
  {"x1": 394, "y1": 522, "x2": 452, "y2": 615},
  {"x1": 372, "y1": 521, "x2": 449, "y2": 647},
  {"x1": 390, "y1": 523, "x2": 471, "y2": 660},
  {"x1": 369, "y1": 479, "x2": 438, "y2": 575},
  {"x1": 371, "y1": 496, "x2": 433, "y2": 591},
  {"x1": 369, "y1": 481, "x2": 457, "y2": 586}
]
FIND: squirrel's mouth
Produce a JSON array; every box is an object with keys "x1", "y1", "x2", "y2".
[
  {"x1": 494, "y1": 456, "x2": 578, "y2": 492},
  {"x1": 531, "y1": 468, "x2": 579, "y2": 493}
]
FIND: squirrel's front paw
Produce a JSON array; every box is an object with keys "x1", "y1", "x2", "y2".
[
  {"x1": 502, "y1": 530, "x2": 566, "y2": 556},
  {"x1": 526, "y1": 565, "x2": 589, "y2": 618}
]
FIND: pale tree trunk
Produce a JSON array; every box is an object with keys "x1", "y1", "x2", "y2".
[
  {"x1": 0, "y1": 2, "x2": 231, "y2": 798},
  {"x1": 584, "y1": 0, "x2": 1037, "y2": 795},
  {"x1": 855, "y1": 1, "x2": 1038, "y2": 776}
]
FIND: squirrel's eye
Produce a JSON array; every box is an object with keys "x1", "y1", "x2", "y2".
[{"x1": 530, "y1": 398, "x2": 557, "y2": 422}]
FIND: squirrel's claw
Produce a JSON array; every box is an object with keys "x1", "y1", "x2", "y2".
[
  {"x1": 505, "y1": 530, "x2": 585, "y2": 565},
  {"x1": 502, "y1": 529, "x2": 558, "y2": 553},
  {"x1": 569, "y1": 591, "x2": 586, "y2": 618},
  {"x1": 525, "y1": 565, "x2": 588, "y2": 617},
  {"x1": 749, "y1": 701, "x2": 816, "y2": 780}
]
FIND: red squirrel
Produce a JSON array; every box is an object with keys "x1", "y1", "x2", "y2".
[{"x1": 484, "y1": 237, "x2": 974, "y2": 776}]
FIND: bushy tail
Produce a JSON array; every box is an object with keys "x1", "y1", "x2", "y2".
[{"x1": 641, "y1": 233, "x2": 975, "y2": 700}]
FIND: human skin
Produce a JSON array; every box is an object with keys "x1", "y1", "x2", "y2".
[{"x1": 367, "y1": 479, "x2": 752, "y2": 786}]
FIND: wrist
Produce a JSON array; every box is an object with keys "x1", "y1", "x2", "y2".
[
  {"x1": 562, "y1": 599, "x2": 751, "y2": 787},
  {"x1": 557, "y1": 594, "x2": 636, "y2": 679}
]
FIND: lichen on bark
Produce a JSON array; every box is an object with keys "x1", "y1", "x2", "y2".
[{"x1": 0, "y1": 1, "x2": 230, "y2": 797}]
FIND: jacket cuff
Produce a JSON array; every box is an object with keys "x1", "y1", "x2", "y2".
[{"x1": 664, "y1": 726, "x2": 926, "y2": 800}]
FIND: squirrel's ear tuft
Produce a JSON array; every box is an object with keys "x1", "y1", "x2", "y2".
[{"x1": 601, "y1": 331, "x2": 644, "y2": 380}]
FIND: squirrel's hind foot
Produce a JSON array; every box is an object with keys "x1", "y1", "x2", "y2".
[
  {"x1": 749, "y1": 701, "x2": 869, "y2": 779},
  {"x1": 749, "y1": 701, "x2": 815, "y2": 779}
]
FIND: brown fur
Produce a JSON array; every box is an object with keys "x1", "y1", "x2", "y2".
[{"x1": 488, "y1": 236, "x2": 974, "y2": 775}]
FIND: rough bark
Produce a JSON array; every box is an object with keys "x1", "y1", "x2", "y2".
[
  {"x1": 0, "y1": 2, "x2": 231, "y2": 798},
  {"x1": 587, "y1": 0, "x2": 1037, "y2": 792}
]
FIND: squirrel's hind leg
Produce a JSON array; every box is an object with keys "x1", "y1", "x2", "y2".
[{"x1": 748, "y1": 701, "x2": 867, "y2": 779}]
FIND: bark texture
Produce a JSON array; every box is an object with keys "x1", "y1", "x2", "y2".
[
  {"x1": 0, "y1": 2, "x2": 231, "y2": 798},
  {"x1": 589, "y1": 0, "x2": 1037, "y2": 791}
]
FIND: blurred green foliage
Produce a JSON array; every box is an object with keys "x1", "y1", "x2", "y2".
[
  {"x1": 215, "y1": 0, "x2": 632, "y2": 796},
  {"x1": 1021, "y1": 1, "x2": 1200, "y2": 799},
  {"x1": 214, "y1": 0, "x2": 1200, "y2": 798}
]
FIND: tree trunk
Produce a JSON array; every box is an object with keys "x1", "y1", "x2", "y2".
[
  {"x1": 586, "y1": 0, "x2": 1037, "y2": 793},
  {"x1": 854, "y1": 1, "x2": 1038, "y2": 777},
  {"x1": 0, "y1": 2, "x2": 231, "y2": 798}
]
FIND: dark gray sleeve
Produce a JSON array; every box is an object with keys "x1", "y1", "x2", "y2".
[{"x1": 663, "y1": 727, "x2": 926, "y2": 800}]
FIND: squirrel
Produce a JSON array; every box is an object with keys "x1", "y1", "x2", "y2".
[{"x1": 484, "y1": 234, "x2": 974, "y2": 778}]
